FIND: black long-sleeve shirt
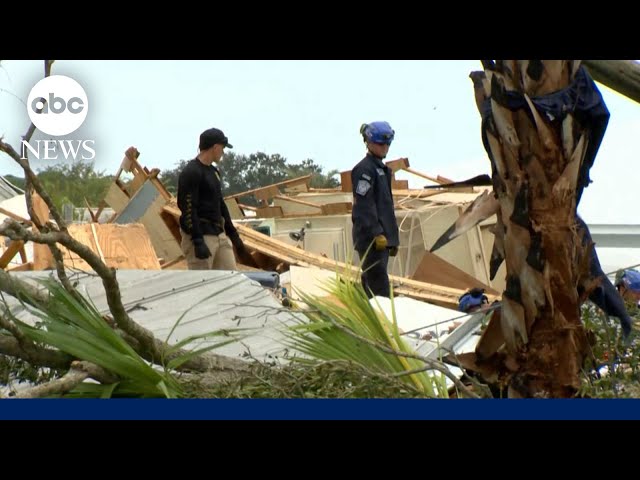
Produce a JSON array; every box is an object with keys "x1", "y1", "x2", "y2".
[
  {"x1": 177, "y1": 158, "x2": 239, "y2": 243},
  {"x1": 351, "y1": 153, "x2": 399, "y2": 252}
]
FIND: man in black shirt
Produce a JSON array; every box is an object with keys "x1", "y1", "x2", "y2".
[{"x1": 177, "y1": 127, "x2": 249, "y2": 270}]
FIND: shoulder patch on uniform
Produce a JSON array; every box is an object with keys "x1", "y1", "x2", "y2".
[
  {"x1": 376, "y1": 168, "x2": 385, "y2": 176},
  {"x1": 362, "y1": 173, "x2": 372, "y2": 181},
  {"x1": 356, "y1": 179, "x2": 372, "y2": 196}
]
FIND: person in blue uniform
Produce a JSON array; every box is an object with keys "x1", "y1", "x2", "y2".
[{"x1": 351, "y1": 121, "x2": 399, "y2": 298}]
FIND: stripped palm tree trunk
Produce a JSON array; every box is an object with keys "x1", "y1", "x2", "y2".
[{"x1": 470, "y1": 60, "x2": 609, "y2": 397}]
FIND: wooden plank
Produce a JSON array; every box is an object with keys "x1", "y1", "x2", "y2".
[
  {"x1": 385, "y1": 157, "x2": 410, "y2": 173},
  {"x1": 0, "y1": 207, "x2": 31, "y2": 224},
  {"x1": 84, "y1": 197, "x2": 98, "y2": 223},
  {"x1": 104, "y1": 183, "x2": 130, "y2": 213},
  {"x1": 255, "y1": 206, "x2": 284, "y2": 218},
  {"x1": 254, "y1": 186, "x2": 282, "y2": 204},
  {"x1": 320, "y1": 202, "x2": 352, "y2": 215},
  {"x1": 18, "y1": 245, "x2": 27, "y2": 263},
  {"x1": 32, "y1": 242, "x2": 53, "y2": 270},
  {"x1": 273, "y1": 195, "x2": 323, "y2": 209},
  {"x1": 238, "y1": 204, "x2": 257, "y2": 212},
  {"x1": 32, "y1": 193, "x2": 50, "y2": 225},
  {"x1": 7, "y1": 262, "x2": 33, "y2": 272},
  {"x1": 159, "y1": 208, "x2": 182, "y2": 244},
  {"x1": 340, "y1": 171, "x2": 352, "y2": 192},
  {"x1": 224, "y1": 198, "x2": 245, "y2": 219},
  {"x1": 404, "y1": 167, "x2": 448, "y2": 185},
  {"x1": 225, "y1": 175, "x2": 312, "y2": 201},
  {"x1": 50, "y1": 224, "x2": 162, "y2": 271},
  {"x1": 160, "y1": 255, "x2": 186, "y2": 269},
  {"x1": 90, "y1": 223, "x2": 106, "y2": 263},
  {"x1": 411, "y1": 250, "x2": 499, "y2": 296},
  {"x1": 392, "y1": 179, "x2": 409, "y2": 190},
  {"x1": 233, "y1": 223, "x2": 498, "y2": 309},
  {"x1": 283, "y1": 183, "x2": 309, "y2": 194},
  {"x1": 137, "y1": 199, "x2": 183, "y2": 263},
  {"x1": 0, "y1": 240, "x2": 25, "y2": 269},
  {"x1": 308, "y1": 188, "x2": 342, "y2": 193}
]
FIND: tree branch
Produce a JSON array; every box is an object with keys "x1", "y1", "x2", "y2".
[
  {"x1": 0, "y1": 138, "x2": 67, "y2": 231},
  {"x1": 14, "y1": 366, "x2": 88, "y2": 398},
  {"x1": 0, "y1": 219, "x2": 250, "y2": 374},
  {"x1": 0, "y1": 332, "x2": 74, "y2": 370},
  {"x1": 22, "y1": 60, "x2": 54, "y2": 144}
]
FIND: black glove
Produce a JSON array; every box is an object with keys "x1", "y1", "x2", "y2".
[
  {"x1": 229, "y1": 232, "x2": 247, "y2": 254},
  {"x1": 389, "y1": 246, "x2": 398, "y2": 257},
  {"x1": 229, "y1": 232, "x2": 255, "y2": 266},
  {"x1": 193, "y1": 238, "x2": 211, "y2": 259}
]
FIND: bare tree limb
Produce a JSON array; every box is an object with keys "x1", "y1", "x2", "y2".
[
  {"x1": 0, "y1": 332, "x2": 74, "y2": 370},
  {"x1": 14, "y1": 366, "x2": 88, "y2": 398},
  {"x1": 22, "y1": 60, "x2": 55, "y2": 144},
  {"x1": 0, "y1": 138, "x2": 67, "y2": 231},
  {"x1": 0, "y1": 219, "x2": 250, "y2": 374}
]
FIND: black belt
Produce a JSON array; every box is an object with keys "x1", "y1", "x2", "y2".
[{"x1": 200, "y1": 218, "x2": 224, "y2": 235}]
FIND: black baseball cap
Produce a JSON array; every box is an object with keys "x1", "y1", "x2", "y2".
[{"x1": 199, "y1": 128, "x2": 233, "y2": 150}]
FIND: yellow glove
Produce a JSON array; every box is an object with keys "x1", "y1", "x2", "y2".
[{"x1": 374, "y1": 235, "x2": 387, "y2": 251}]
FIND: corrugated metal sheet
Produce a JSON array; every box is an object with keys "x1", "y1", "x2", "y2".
[
  {"x1": 5, "y1": 270, "x2": 306, "y2": 363},
  {"x1": 0, "y1": 176, "x2": 22, "y2": 202}
]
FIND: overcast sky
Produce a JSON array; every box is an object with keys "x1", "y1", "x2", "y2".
[{"x1": 1, "y1": 60, "x2": 638, "y2": 224}]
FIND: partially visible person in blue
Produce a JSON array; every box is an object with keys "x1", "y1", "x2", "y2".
[{"x1": 351, "y1": 121, "x2": 399, "y2": 298}]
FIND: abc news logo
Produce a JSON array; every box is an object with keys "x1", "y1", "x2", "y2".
[{"x1": 21, "y1": 75, "x2": 95, "y2": 161}]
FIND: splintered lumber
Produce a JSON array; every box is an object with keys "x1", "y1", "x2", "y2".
[
  {"x1": 113, "y1": 179, "x2": 182, "y2": 263},
  {"x1": 385, "y1": 158, "x2": 410, "y2": 172},
  {"x1": 274, "y1": 195, "x2": 323, "y2": 210},
  {"x1": 320, "y1": 202, "x2": 352, "y2": 215},
  {"x1": 340, "y1": 171, "x2": 352, "y2": 192},
  {"x1": 32, "y1": 193, "x2": 50, "y2": 225},
  {"x1": 411, "y1": 250, "x2": 499, "y2": 296},
  {"x1": 234, "y1": 223, "x2": 497, "y2": 309},
  {"x1": 583, "y1": 60, "x2": 640, "y2": 105},
  {"x1": 225, "y1": 175, "x2": 312, "y2": 203},
  {"x1": 0, "y1": 207, "x2": 31, "y2": 225},
  {"x1": 33, "y1": 223, "x2": 161, "y2": 271},
  {"x1": 391, "y1": 179, "x2": 409, "y2": 190},
  {"x1": 255, "y1": 206, "x2": 284, "y2": 218},
  {"x1": 404, "y1": 167, "x2": 448, "y2": 185},
  {"x1": 0, "y1": 240, "x2": 25, "y2": 269},
  {"x1": 7, "y1": 262, "x2": 33, "y2": 272},
  {"x1": 159, "y1": 203, "x2": 499, "y2": 307}
]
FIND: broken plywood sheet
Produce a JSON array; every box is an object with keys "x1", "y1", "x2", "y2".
[
  {"x1": 114, "y1": 179, "x2": 182, "y2": 263},
  {"x1": 234, "y1": 223, "x2": 496, "y2": 309},
  {"x1": 411, "y1": 250, "x2": 499, "y2": 296},
  {"x1": 33, "y1": 223, "x2": 161, "y2": 271},
  {"x1": 104, "y1": 183, "x2": 130, "y2": 212},
  {"x1": 225, "y1": 199, "x2": 245, "y2": 219}
]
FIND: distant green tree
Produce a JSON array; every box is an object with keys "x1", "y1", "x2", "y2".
[
  {"x1": 35, "y1": 162, "x2": 113, "y2": 211},
  {"x1": 3, "y1": 175, "x2": 26, "y2": 191},
  {"x1": 159, "y1": 159, "x2": 188, "y2": 196},
  {"x1": 287, "y1": 158, "x2": 340, "y2": 189}
]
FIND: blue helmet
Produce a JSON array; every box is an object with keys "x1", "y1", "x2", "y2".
[
  {"x1": 360, "y1": 121, "x2": 395, "y2": 145},
  {"x1": 458, "y1": 288, "x2": 488, "y2": 313}
]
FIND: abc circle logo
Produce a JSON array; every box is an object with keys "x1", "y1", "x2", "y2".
[{"x1": 27, "y1": 75, "x2": 88, "y2": 136}]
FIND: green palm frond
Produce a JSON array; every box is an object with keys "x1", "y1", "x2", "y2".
[
  {"x1": 8, "y1": 278, "x2": 182, "y2": 398},
  {"x1": 284, "y1": 272, "x2": 449, "y2": 398}
]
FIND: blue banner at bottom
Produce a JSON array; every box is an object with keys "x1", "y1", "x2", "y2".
[{"x1": 1, "y1": 398, "x2": 639, "y2": 420}]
